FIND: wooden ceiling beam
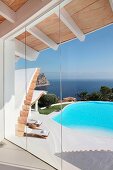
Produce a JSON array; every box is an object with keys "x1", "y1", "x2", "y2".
[
  {"x1": 0, "y1": 0, "x2": 51, "y2": 39},
  {"x1": 109, "y1": 0, "x2": 113, "y2": 11},
  {"x1": 27, "y1": 27, "x2": 59, "y2": 50},
  {"x1": 24, "y1": 0, "x2": 72, "y2": 30},
  {"x1": 0, "y1": 1, "x2": 16, "y2": 23},
  {"x1": 0, "y1": 0, "x2": 72, "y2": 40},
  {"x1": 56, "y1": 8, "x2": 85, "y2": 41}
]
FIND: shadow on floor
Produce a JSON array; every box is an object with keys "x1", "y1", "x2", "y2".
[{"x1": 56, "y1": 150, "x2": 113, "y2": 170}]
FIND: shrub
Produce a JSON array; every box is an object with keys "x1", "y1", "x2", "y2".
[
  {"x1": 88, "y1": 92, "x2": 101, "y2": 101},
  {"x1": 38, "y1": 94, "x2": 58, "y2": 108},
  {"x1": 77, "y1": 91, "x2": 88, "y2": 101}
]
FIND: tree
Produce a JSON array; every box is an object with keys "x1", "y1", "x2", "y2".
[
  {"x1": 99, "y1": 86, "x2": 112, "y2": 101},
  {"x1": 109, "y1": 93, "x2": 113, "y2": 101},
  {"x1": 100, "y1": 86, "x2": 112, "y2": 95},
  {"x1": 38, "y1": 94, "x2": 58, "y2": 108},
  {"x1": 77, "y1": 91, "x2": 88, "y2": 101},
  {"x1": 88, "y1": 92, "x2": 101, "y2": 101},
  {"x1": 77, "y1": 86, "x2": 113, "y2": 102},
  {"x1": 111, "y1": 88, "x2": 113, "y2": 93}
]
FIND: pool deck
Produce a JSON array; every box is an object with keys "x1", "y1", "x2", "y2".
[
  {"x1": 30, "y1": 111, "x2": 113, "y2": 169},
  {"x1": 29, "y1": 111, "x2": 80, "y2": 170},
  {"x1": 49, "y1": 111, "x2": 113, "y2": 152},
  {"x1": 7, "y1": 110, "x2": 113, "y2": 170}
]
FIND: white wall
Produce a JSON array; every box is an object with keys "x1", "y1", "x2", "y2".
[
  {"x1": 15, "y1": 68, "x2": 36, "y2": 117},
  {"x1": 4, "y1": 40, "x2": 16, "y2": 139},
  {"x1": 4, "y1": 40, "x2": 27, "y2": 149},
  {"x1": 3, "y1": 39, "x2": 38, "y2": 150},
  {"x1": 3, "y1": 39, "x2": 61, "y2": 169},
  {"x1": 0, "y1": 39, "x2": 4, "y2": 141}
]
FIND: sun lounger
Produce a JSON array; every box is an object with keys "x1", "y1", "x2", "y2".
[
  {"x1": 35, "y1": 120, "x2": 42, "y2": 126},
  {"x1": 28, "y1": 123, "x2": 42, "y2": 130},
  {"x1": 24, "y1": 129, "x2": 49, "y2": 139},
  {"x1": 26, "y1": 119, "x2": 42, "y2": 127},
  {"x1": 27, "y1": 119, "x2": 36, "y2": 124}
]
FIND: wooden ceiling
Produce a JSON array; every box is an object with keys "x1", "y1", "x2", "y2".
[
  {"x1": 36, "y1": 13, "x2": 75, "y2": 43},
  {"x1": 0, "y1": 0, "x2": 28, "y2": 24},
  {"x1": 16, "y1": 32, "x2": 48, "y2": 51},
  {"x1": 65, "y1": 0, "x2": 113, "y2": 34},
  {"x1": 16, "y1": 0, "x2": 113, "y2": 52}
]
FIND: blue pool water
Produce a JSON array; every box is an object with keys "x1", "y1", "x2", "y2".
[{"x1": 52, "y1": 101, "x2": 113, "y2": 131}]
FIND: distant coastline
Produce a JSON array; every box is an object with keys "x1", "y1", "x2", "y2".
[{"x1": 35, "y1": 79, "x2": 113, "y2": 99}]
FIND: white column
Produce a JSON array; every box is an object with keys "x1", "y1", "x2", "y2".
[
  {"x1": 35, "y1": 100, "x2": 38, "y2": 112},
  {"x1": 0, "y1": 39, "x2": 4, "y2": 141},
  {"x1": 4, "y1": 39, "x2": 15, "y2": 138}
]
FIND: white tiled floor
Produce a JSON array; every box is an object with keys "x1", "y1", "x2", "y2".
[{"x1": 0, "y1": 140, "x2": 56, "y2": 170}]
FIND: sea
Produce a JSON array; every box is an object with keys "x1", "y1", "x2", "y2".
[{"x1": 36, "y1": 79, "x2": 113, "y2": 99}]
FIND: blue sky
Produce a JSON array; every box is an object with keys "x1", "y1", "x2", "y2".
[{"x1": 16, "y1": 24, "x2": 113, "y2": 79}]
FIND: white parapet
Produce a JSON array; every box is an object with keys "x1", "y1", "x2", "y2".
[{"x1": 15, "y1": 68, "x2": 38, "y2": 113}]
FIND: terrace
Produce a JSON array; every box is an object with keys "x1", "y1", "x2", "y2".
[{"x1": 0, "y1": 0, "x2": 113, "y2": 170}]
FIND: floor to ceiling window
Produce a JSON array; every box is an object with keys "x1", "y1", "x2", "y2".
[{"x1": 2, "y1": 0, "x2": 113, "y2": 170}]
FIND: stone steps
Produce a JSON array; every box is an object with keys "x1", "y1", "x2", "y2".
[
  {"x1": 15, "y1": 69, "x2": 40, "y2": 137},
  {"x1": 20, "y1": 110, "x2": 29, "y2": 117},
  {"x1": 18, "y1": 116, "x2": 27, "y2": 124},
  {"x1": 24, "y1": 99, "x2": 31, "y2": 106},
  {"x1": 22, "y1": 105, "x2": 30, "y2": 111}
]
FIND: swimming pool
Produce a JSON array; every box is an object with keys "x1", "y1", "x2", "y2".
[{"x1": 52, "y1": 101, "x2": 113, "y2": 131}]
